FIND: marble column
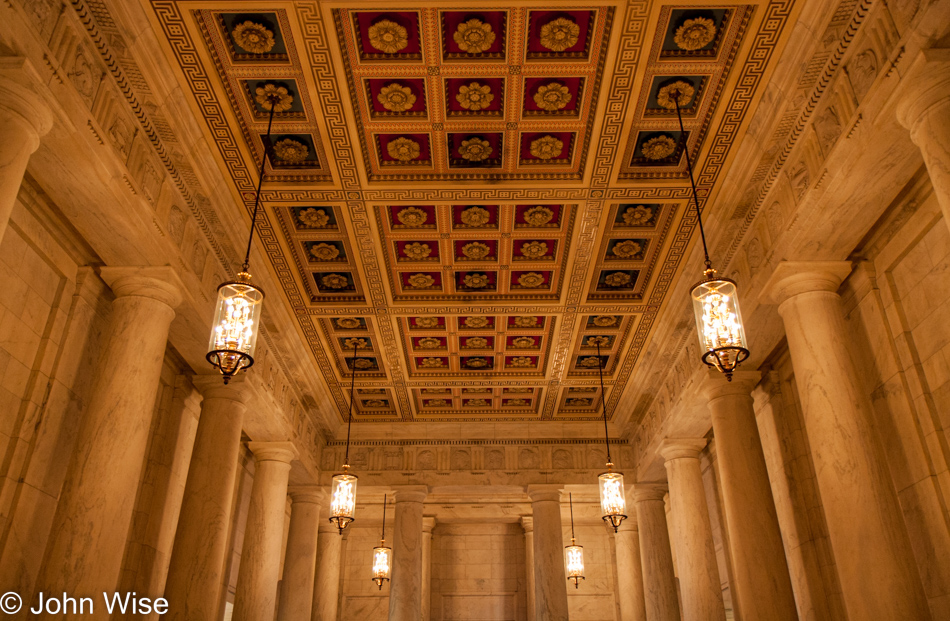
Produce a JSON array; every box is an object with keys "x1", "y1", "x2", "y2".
[
  {"x1": 32, "y1": 267, "x2": 181, "y2": 618},
  {"x1": 658, "y1": 439, "x2": 726, "y2": 621},
  {"x1": 0, "y1": 57, "x2": 53, "y2": 242},
  {"x1": 521, "y1": 516, "x2": 537, "y2": 621},
  {"x1": 527, "y1": 486, "x2": 569, "y2": 621},
  {"x1": 232, "y1": 442, "x2": 299, "y2": 621},
  {"x1": 421, "y1": 517, "x2": 436, "y2": 621},
  {"x1": 762, "y1": 262, "x2": 931, "y2": 621},
  {"x1": 897, "y1": 49, "x2": 950, "y2": 230},
  {"x1": 388, "y1": 486, "x2": 428, "y2": 621},
  {"x1": 615, "y1": 497, "x2": 648, "y2": 621},
  {"x1": 277, "y1": 488, "x2": 325, "y2": 621},
  {"x1": 312, "y1": 521, "x2": 343, "y2": 621},
  {"x1": 163, "y1": 376, "x2": 250, "y2": 621},
  {"x1": 633, "y1": 485, "x2": 680, "y2": 621},
  {"x1": 702, "y1": 371, "x2": 798, "y2": 621}
]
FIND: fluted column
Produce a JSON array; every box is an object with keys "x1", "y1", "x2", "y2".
[
  {"x1": 527, "y1": 485, "x2": 569, "y2": 621},
  {"x1": 233, "y1": 442, "x2": 299, "y2": 621},
  {"x1": 702, "y1": 371, "x2": 798, "y2": 621},
  {"x1": 633, "y1": 485, "x2": 679, "y2": 621},
  {"x1": 658, "y1": 439, "x2": 726, "y2": 621},
  {"x1": 615, "y1": 495, "x2": 648, "y2": 621},
  {"x1": 277, "y1": 488, "x2": 325, "y2": 621},
  {"x1": 421, "y1": 517, "x2": 435, "y2": 621},
  {"x1": 312, "y1": 522, "x2": 343, "y2": 621},
  {"x1": 897, "y1": 49, "x2": 950, "y2": 231},
  {"x1": 388, "y1": 486, "x2": 428, "y2": 621},
  {"x1": 762, "y1": 261, "x2": 931, "y2": 620},
  {"x1": 0, "y1": 57, "x2": 53, "y2": 242},
  {"x1": 521, "y1": 516, "x2": 536, "y2": 621},
  {"x1": 163, "y1": 376, "x2": 251, "y2": 621},
  {"x1": 33, "y1": 267, "x2": 181, "y2": 618}
]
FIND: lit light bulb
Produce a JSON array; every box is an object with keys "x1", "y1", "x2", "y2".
[
  {"x1": 329, "y1": 470, "x2": 358, "y2": 533},
  {"x1": 565, "y1": 540, "x2": 585, "y2": 588},
  {"x1": 599, "y1": 468, "x2": 627, "y2": 532},
  {"x1": 691, "y1": 272, "x2": 749, "y2": 380}
]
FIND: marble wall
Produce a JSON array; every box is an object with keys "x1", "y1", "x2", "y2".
[{"x1": 340, "y1": 525, "x2": 392, "y2": 620}]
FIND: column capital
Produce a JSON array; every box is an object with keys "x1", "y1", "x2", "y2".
[
  {"x1": 287, "y1": 486, "x2": 326, "y2": 505},
  {"x1": 248, "y1": 441, "x2": 298, "y2": 464},
  {"x1": 760, "y1": 261, "x2": 851, "y2": 305},
  {"x1": 526, "y1": 484, "x2": 563, "y2": 503},
  {"x1": 657, "y1": 438, "x2": 707, "y2": 462},
  {"x1": 99, "y1": 266, "x2": 184, "y2": 309},
  {"x1": 392, "y1": 485, "x2": 429, "y2": 504},
  {"x1": 520, "y1": 515, "x2": 534, "y2": 533},
  {"x1": 422, "y1": 517, "x2": 436, "y2": 534},
  {"x1": 896, "y1": 48, "x2": 950, "y2": 135},
  {"x1": 701, "y1": 368, "x2": 761, "y2": 400},
  {"x1": 192, "y1": 374, "x2": 252, "y2": 403},
  {"x1": 0, "y1": 57, "x2": 53, "y2": 149},
  {"x1": 632, "y1": 483, "x2": 668, "y2": 503}
]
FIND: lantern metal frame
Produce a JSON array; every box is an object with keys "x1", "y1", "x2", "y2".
[
  {"x1": 670, "y1": 88, "x2": 750, "y2": 381},
  {"x1": 565, "y1": 493, "x2": 585, "y2": 588},
  {"x1": 371, "y1": 494, "x2": 392, "y2": 590},
  {"x1": 329, "y1": 341, "x2": 361, "y2": 534},
  {"x1": 596, "y1": 341, "x2": 627, "y2": 532}
]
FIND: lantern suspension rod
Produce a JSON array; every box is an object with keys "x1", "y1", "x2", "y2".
[
  {"x1": 380, "y1": 494, "x2": 387, "y2": 539},
  {"x1": 242, "y1": 95, "x2": 279, "y2": 273},
  {"x1": 569, "y1": 493, "x2": 576, "y2": 540},
  {"x1": 671, "y1": 90, "x2": 711, "y2": 270},
  {"x1": 596, "y1": 341, "x2": 611, "y2": 465},
  {"x1": 345, "y1": 341, "x2": 359, "y2": 466}
]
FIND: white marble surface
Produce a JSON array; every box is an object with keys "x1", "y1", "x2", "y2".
[
  {"x1": 422, "y1": 516, "x2": 436, "y2": 621},
  {"x1": 522, "y1": 517, "x2": 536, "y2": 621},
  {"x1": 312, "y1": 523, "x2": 343, "y2": 621},
  {"x1": 389, "y1": 486, "x2": 428, "y2": 621},
  {"x1": 614, "y1": 518, "x2": 647, "y2": 621},
  {"x1": 277, "y1": 488, "x2": 324, "y2": 621},
  {"x1": 632, "y1": 486, "x2": 679, "y2": 621},
  {"x1": 527, "y1": 486, "x2": 569, "y2": 621}
]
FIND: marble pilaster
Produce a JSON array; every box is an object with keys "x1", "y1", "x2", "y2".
[
  {"x1": 421, "y1": 517, "x2": 435, "y2": 621},
  {"x1": 615, "y1": 496, "x2": 648, "y2": 621},
  {"x1": 277, "y1": 488, "x2": 325, "y2": 621},
  {"x1": 658, "y1": 439, "x2": 726, "y2": 621},
  {"x1": 0, "y1": 57, "x2": 53, "y2": 242},
  {"x1": 32, "y1": 267, "x2": 182, "y2": 619},
  {"x1": 703, "y1": 371, "x2": 798, "y2": 621},
  {"x1": 312, "y1": 522, "x2": 343, "y2": 621},
  {"x1": 388, "y1": 486, "x2": 428, "y2": 621},
  {"x1": 633, "y1": 485, "x2": 679, "y2": 621},
  {"x1": 232, "y1": 442, "x2": 299, "y2": 621},
  {"x1": 521, "y1": 516, "x2": 536, "y2": 621},
  {"x1": 163, "y1": 376, "x2": 250, "y2": 621},
  {"x1": 527, "y1": 486, "x2": 569, "y2": 621},
  {"x1": 762, "y1": 261, "x2": 931, "y2": 621}
]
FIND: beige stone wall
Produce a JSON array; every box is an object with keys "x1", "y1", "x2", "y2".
[
  {"x1": 563, "y1": 524, "x2": 617, "y2": 621},
  {"x1": 340, "y1": 525, "x2": 392, "y2": 619}
]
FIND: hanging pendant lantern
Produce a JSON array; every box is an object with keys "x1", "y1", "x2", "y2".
[
  {"x1": 594, "y1": 342, "x2": 627, "y2": 532},
  {"x1": 371, "y1": 494, "x2": 392, "y2": 590},
  {"x1": 207, "y1": 90, "x2": 284, "y2": 383},
  {"x1": 668, "y1": 86, "x2": 750, "y2": 381},
  {"x1": 565, "y1": 493, "x2": 585, "y2": 588},
  {"x1": 329, "y1": 341, "x2": 361, "y2": 534}
]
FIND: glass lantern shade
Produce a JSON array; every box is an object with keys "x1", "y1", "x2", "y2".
[
  {"x1": 565, "y1": 540, "x2": 585, "y2": 588},
  {"x1": 206, "y1": 273, "x2": 264, "y2": 383},
  {"x1": 690, "y1": 273, "x2": 750, "y2": 380},
  {"x1": 599, "y1": 469, "x2": 627, "y2": 532},
  {"x1": 371, "y1": 544, "x2": 392, "y2": 589},
  {"x1": 329, "y1": 472, "x2": 358, "y2": 533}
]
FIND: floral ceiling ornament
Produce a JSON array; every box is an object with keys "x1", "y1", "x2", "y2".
[
  {"x1": 514, "y1": 316, "x2": 539, "y2": 327},
  {"x1": 364, "y1": 400, "x2": 386, "y2": 407},
  {"x1": 255, "y1": 83, "x2": 293, "y2": 112},
  {"x1": 456, "y1": 82, "x2": 494, "y2": 111},
  {"x1": 464, "y1": 316, "x2": 489, "y2": 328},
  {"x1": 407, "y1": 273, "x2": 435, "y2": 289},
  {"x1": 458, "y1": 137, "x2": 493, "y2": 162},
  {"x1": 387, "y1": 137, "x2": 421, "y2": 162},
  {"x1": 273, "y1": 139, "x2": 309, "y2": 163},
  {"x1": 674, "y1": 17, "x2": 717, "y2": 51},
  {"x1": 421, "y1": 357, "x2": 445, "y2": 368},
  {"x1": 524, "y1": 206, "x2": 554, "y2": 226},
  {"x1": 427, "y1": 398, "x2": 449, "y2": 406},
  {"x1": 310, "y1": 243, "x2": 340, "y2": 261},
  {"x1": 423, "y1": 388, "x2": 449, "y2": 394},
  {"x1": 377, "y1": 83, "x2": 416, "y2": 112},
  {"x1": 415, "y1": 317, "x2": 440, "y2": 328},
  {"x1": 465, "y1": 336, "x2": 489, "y2": 348},
  {"x1": 298, "y1": 208, "x2": 330, "y2": 228},
  {"x1": 656, "y1": 80, "x2": 695, "y2": 110},
  {"x1": 517, "y1": 272, "x2": 546, "y2": 288},
  {"x1": 511, "y1": 336, "x2": 536, "y2": 348},
  {"x1": 463, "y1": 273, "x2": 491, "y2": 288},
  {"x1": 460, "y1": 206, "x2": 491, "y2": 226},
  {"x1": 507, "y1": 398, "x2": 529, "y2": 406},
  {"x1": 454, "y1": 19, "x2": 496, "y2": 53},
  {"x1": 612, "y1": 240, "x2": 642, "y2": 259},
  {"x1": 586, "y1": 336, "x2": 611, "y2": 347},
  {"x1": 353, "y1": 359, "x2": 375, "y2": 370},
  {"x1": 461, "y1": 241, "x2": 492, "y2": 260},
  {"x1": 360, "y1": 389, "x2": 386, "y2": 395},
  {"x1": 417, "y1": 337, "x2": 442, "y2": 349},
  {"x1": 336, "y1": 317, "x2": 362, "y2": 329},
  {"x1": 641, "y1": 135, "x2": 677, "y2": 160},
  {"x1": 567, "y1": 398, "x2": 593, "y2": 407},
  {"x1": 232, "y1": 21, "x2": 276, "y2": 54},
  {"x1": 540, "y1": 17, "x2": 580, "y2": 52},
  {"x1": 467, "y1": 398, "x2": 489, "y2": 406},
  {"x1": 520, "y1": 241, "x2": 549, "y2": 259},
  {"x1": 579, "y1": 356, "x2": 602, "y2": 367},
  {"x1": 509, "y1": 356, "x2": 533, "y2": 367},
  {"x1": 592, "y1": 315, "x2": 618, "y2": 327},
  {"x1": 321, "y1": 274, "x2": 349, "y2": 289},
  {"x1": 465, "y1": 358, "x2": 490, "y2": 368},
  {"x1": 402, "y1": 242, "x2": 432, "y2": 260},
  {"x1": 368, "y1": 19, "x2": 409, "y2": 54},
  {"x1": 397, "y1": 206, "x2": 428, "y2": 226},
  {"x1": 533, "y1": 82, "x2": 572, "y2": 111},
  {"x1": 529, "y1": 135, "x2": 564, "y2": 160},
  {"x1": 622, "y1": 205, "x2": 653, "y2": 226},
  {"x1": 604, "y1": 272, "x2": 632, "y2": 287}
]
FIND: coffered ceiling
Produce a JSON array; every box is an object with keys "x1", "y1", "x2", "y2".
[{"x1": 147, "y1": 0, "x2": 797, "y2": 423}]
